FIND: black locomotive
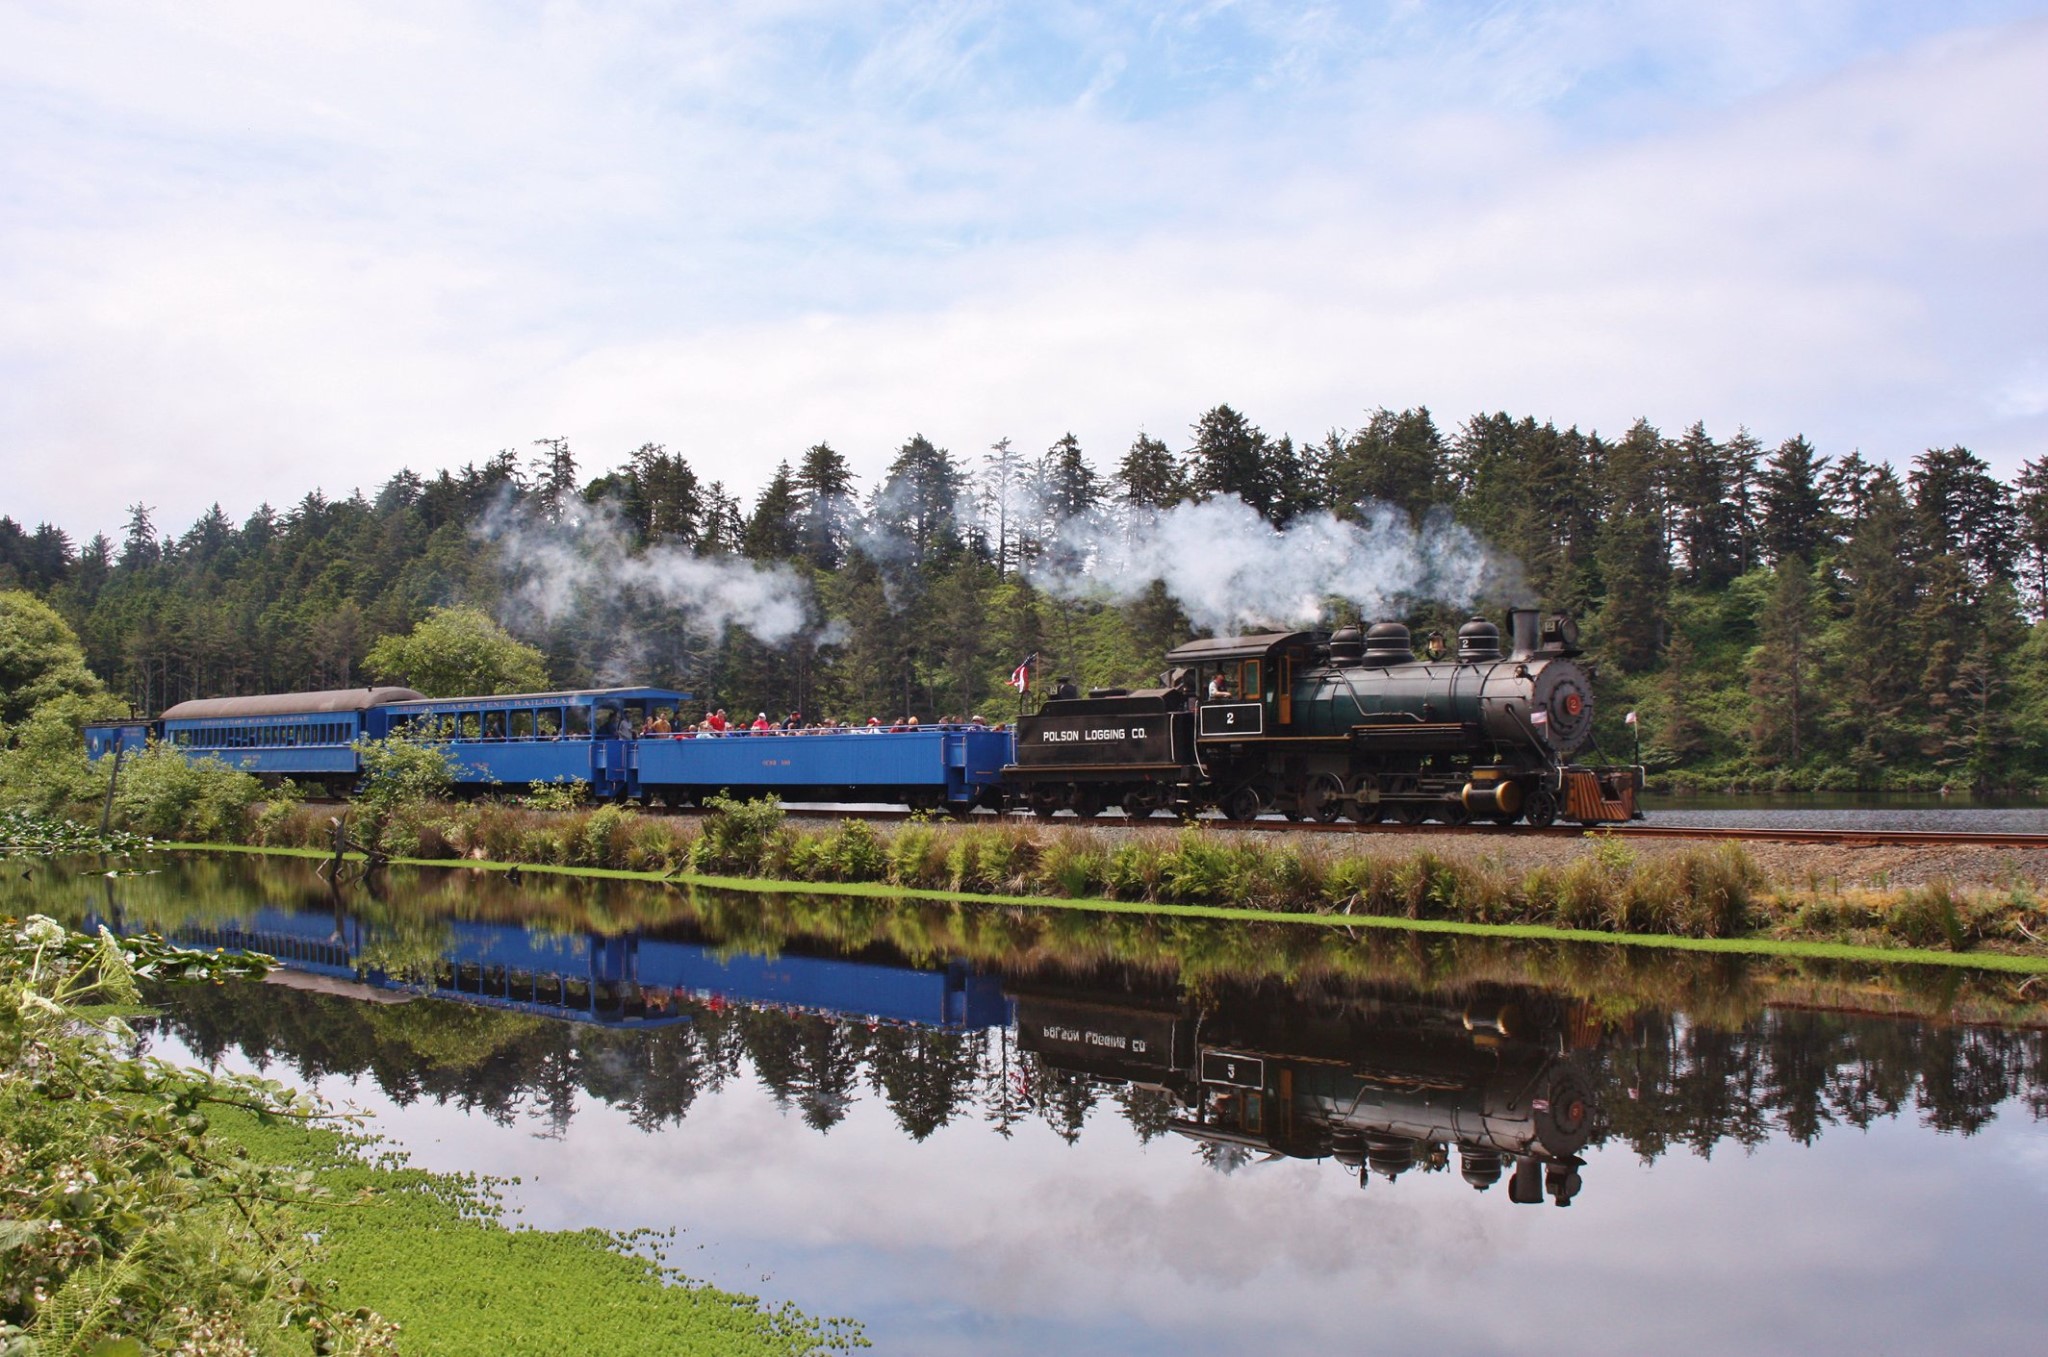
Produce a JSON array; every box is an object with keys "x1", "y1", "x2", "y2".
[{"x1": 1005, "y1": 607, "x2": 1643, "y2": 826}]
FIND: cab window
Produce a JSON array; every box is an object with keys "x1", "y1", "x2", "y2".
[{"x1": 1241, "y1": 660, "x2": 1262, "y2": 700}]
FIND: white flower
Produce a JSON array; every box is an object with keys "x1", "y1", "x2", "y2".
[{"x1": 22, "y1": 916, "x2": 64, "y2": 945}]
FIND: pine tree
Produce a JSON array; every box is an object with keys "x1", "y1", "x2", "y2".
[
  {"x1": 1653, "y1": 628, "x2": 1708, "y2": 763},
  {"x1": 1592, "y1": 420, "x2": 1670, "y2": 672},
  {"x1": 2016, "y1": 455, "x2": 2048, "y2": 621},
  {"x1": 794, "y1": 442, "x2": 858, "y2": 571},
  {"x1": 1944, "y1": 580, "x2": 2027, "y2": 794},
  {"x1": 1324, "y1": 407, "x2": 1447, "y2": 523},
  {"x1": 1748, "y1": 557, "x2": 1820, "y2": 768},
  {"x1": 1184, "y1": 405, "x2": 1287, "y2": 524},
  {"x1": 1836, "y1": 468, "x2": 1917, "y2": 784},
  {"x1": 529, "y1": 437, "x2": 579, "y2": 525},
  {"x1": 979, "y1": 437, "x2": 1029, "y2": 577},
  {"x1": 742, "y1": 463, "x2": 802, "y2": 562},
  {"x1": 871, "y1": 435, "x2": 965, "y2": 575},
  {"x1": 119, "y1": 504, "x2": 160, "y2": 571},
  {"x1": 1758, "y1": 436, "x2": 1827, "y2": 565},
  {"x1": 1666, "y1": 422, "x2": 1744, "y2": 587},
  {"x1": 1910, "y1": 445, "x2": 2018, "y2": 587}
]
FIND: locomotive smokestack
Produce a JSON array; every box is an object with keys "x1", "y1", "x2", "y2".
[{"x1": 1507, "y1": 609, "x2": 1540, "y2": 660}]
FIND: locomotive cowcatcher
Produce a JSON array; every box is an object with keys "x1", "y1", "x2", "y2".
[{"x1": 1005, "y1": 608, "x2": 1644, "y2": 826}]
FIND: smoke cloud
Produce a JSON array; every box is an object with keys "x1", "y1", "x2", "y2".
[
  {"x1": 1023, "y1": 496, "x2": 1527, "y2": 632},
  {"x1": 477, "y1": 497, "x2": 813, "y2": 682}
]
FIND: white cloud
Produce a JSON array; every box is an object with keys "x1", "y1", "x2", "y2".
[{"x1": 3, "y1": 3, "x2": 2045, "y2": 538}]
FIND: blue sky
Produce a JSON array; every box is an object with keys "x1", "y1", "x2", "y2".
[{"x1": 5, "y1": 1, "x2": 2046, "y2": 539}]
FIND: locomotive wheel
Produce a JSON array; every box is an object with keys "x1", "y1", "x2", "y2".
[
  {"x1": 1438, "y1": 801, "x2": 1470, "y2": 827},
  {"x1": 1307, "y1": 774, "x2": 1346, "y2": 824},
  {"x1": 1121, "y1": 791, "x2": 1163, "y2": 819},
  {"x1": 1391, "y1": 803, "x2": 1428, "y2": 826},
  {"x1": 1523, "y1": 787, "x2": 1560, "y2": 828},
  {"x1": 1029, "y1": 788, "x2": 1061, "y2": 820},
  {"x1": 1349, "y1": 803, "x2": 1384, "y2": 825},
  {"x1": 1221, "y1": 785, "x2": 1265, "y2": 824},
  {"x1": 1068, "y1": 787, "x2": 1103, "y2": 819}
]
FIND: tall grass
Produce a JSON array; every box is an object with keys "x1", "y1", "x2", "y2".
[{"x1": 209, "y1": 795, "x2": 2044, "y2": 953}]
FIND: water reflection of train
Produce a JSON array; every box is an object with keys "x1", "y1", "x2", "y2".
[
  {"x1": 1013, "y1": 982, "x2": 1594, "y2": 1205},
  {"x1": 103, "y1": 904, "x2": 1597, "y2": 1204},
  {"x1": 90, "y1": 905, "x2": 1009, "y2": 1032}
]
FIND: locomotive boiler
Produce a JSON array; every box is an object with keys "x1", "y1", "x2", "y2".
[{"x1": 1006, "y1": 608, "x2": 1643, "y2": 826}]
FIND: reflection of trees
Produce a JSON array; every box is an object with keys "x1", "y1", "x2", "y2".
[
  {"x1": 867, "y1": 1028, "x2": 980, "y2": 1141},
  {"x1": 139, "y1": 969, "x2": 2048, "y2": 1167},
  {"x1": 738, "y1": 1011, "x2": 871, "y2": 1133},
  {"x1": 1589, "y1": 1012, "x2": 2046, "y2": 1158}
]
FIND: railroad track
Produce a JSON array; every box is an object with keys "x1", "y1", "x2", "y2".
[{"x1": 295, "y1": 798, "x2": 2048, "y2": 850}]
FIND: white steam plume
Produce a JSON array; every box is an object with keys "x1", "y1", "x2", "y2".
[
  {"x1": 478, "y1": 497, "x2": 813, "y2": 682},
  {"x1": 1024, "y1": 496, "x2": 1527, "y2": 632}
]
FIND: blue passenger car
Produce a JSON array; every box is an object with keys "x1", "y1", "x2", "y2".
[
  {"x1": 635, "y1": 727, "x2": 1015, "y2": 811},
  {"x1": 379, "y1": 687, "x2": 691, "y2": 800},
  {"x1": 82, "y1": 720, "x2": 151, "y2": 760},
  {"x1": 155, "y1": 687, "x2": 426, "y2": 786},
  {"x1": 103, "y1": 905, "x2": 1010, "y2": 1031}
]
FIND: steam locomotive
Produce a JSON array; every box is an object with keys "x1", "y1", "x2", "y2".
[
  {"x1": 1005, "y1": 607, "x2": 1642, "y2": 826},
  {"x1": 83, "y1": 608, "x2": 1641, "y2": 827}
]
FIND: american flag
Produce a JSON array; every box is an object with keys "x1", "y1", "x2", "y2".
[
  {"x1": 1010, "y1": 654, "x2": 1036, "y2": 692},
  {"x1": 1624, "y1": 710, "x2": 1639, "y2": 726}
]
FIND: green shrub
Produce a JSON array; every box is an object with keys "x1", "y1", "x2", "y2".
[
  {"x1": 690, "y1": 794, "x2": 787, "y2": 875},
  {"x1": 1889, "y1": 881, "x2": 1968, "y2": 951},
  {"x1": 110, "y1": 744, "x2": 263, "y2": 840},
  {"x1": 524, "y1": 778, "x2": 592, "y2": 812},
  {"x1": 1160, "y1": 828, "x2": 1255, "y2": 903},
  {"x1": 1039, "y1": 838, "x2": 1106, "y2": 898},
  {"x1": 1, "y1": 916, "x2": 397, "y2": 1353},
  {"x1": 0, "y1": 692, "x2": 125, "y2": 815},
  {"x1": 887, "y1": 826, "x2": 941, "y2": 887},
  {"x1": 351, "y1": 733, "x2": 460, "y2": 856}
]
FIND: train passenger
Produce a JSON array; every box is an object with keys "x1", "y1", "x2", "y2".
[
  {"x1": 782, "y1": 711, "x2": 802, "y2": 731},
  {"x1": 645, "y1": 711, "x2": 672, "y2": 736},
  {"x1": 706, "y1": 709, "x2": 729, "y2": 735},
  {"x1": 970, "y1": 714, "x2": 988, "y2": 728},
  {"x1": 751, "y1": 712, "x2": 773, "y2": 732}
]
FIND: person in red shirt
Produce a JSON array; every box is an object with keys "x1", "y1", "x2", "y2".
[
  {"x1": 751, "y1": 712, "x2": 773, "y2": 732},
  {"x1": 706, "y1": 708, "x2": 729, "y2": 734}
]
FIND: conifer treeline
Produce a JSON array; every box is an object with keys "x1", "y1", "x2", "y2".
[{"x1": 5, "y1": 405, "x2": 2046, "y2": 791}]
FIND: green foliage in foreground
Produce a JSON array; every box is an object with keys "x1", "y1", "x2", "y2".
[
  {"x1": 0, "y1": 913, "x2": 864, "y2": 1356},
  {"x1": 0, "y1": 915, "x2": 395, "y2": 1356},
  {"x1": 219, "y1": 1116, "x2": 867, "y2": 1357},
  {"x1": 0, "y1": 809, "x2": 152, "y2": 860}
]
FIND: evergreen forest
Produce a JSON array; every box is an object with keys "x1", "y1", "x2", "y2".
[{"x1": 6, "y1": 405, "x2": 2048, "y2": 794}]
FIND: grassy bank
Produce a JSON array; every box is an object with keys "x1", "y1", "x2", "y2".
[
  {"x1": 0, "y1": 911, "x2": 862, "y2": 1356},
  {"x1": 201, "y1": 793, "x2": 2048, "y2": 965},
  {"x1": 216, "y1": 1110, "x2": 864, "y2": 1357}
]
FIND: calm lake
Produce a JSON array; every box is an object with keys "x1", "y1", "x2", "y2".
[{"x1": 18, "y1": 853, "x2": 2048, "y2": 1356}]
